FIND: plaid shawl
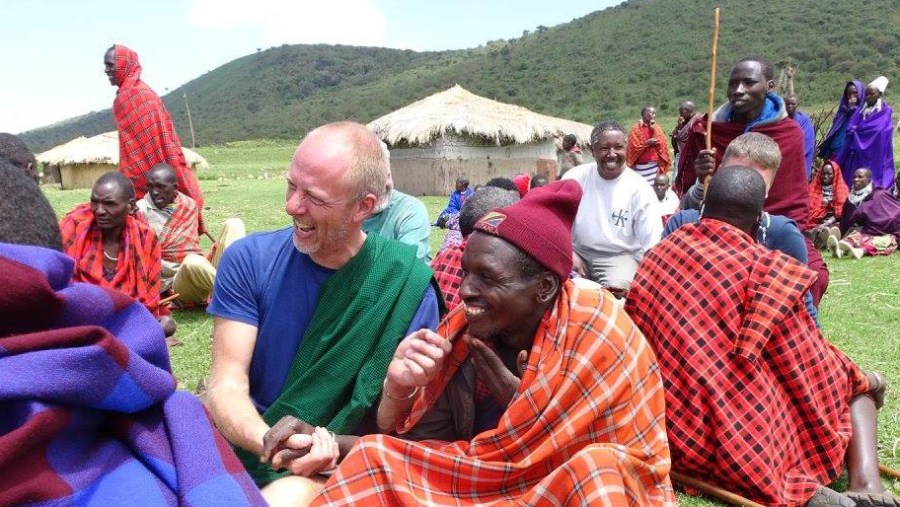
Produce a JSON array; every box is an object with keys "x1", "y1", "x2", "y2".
[
  {"x1": 808, "y1": 160, "x2": 850, "y2": 226},
  {"x1": 112, "y1": 44, "x2": 205, "y2": 231},
  {"x1": 0, "y1": 243, "x2": 264, "y2": 506},
  {"x1": 60, "y1": 203, "x2": 165, "y2": 318},
  {"x1": 626, "y1": 121, "x2": 671, "y2": 174},
  {"x1": 313, "y1": 278, "x2": 675, "y2": 506},
  {"x1": 140, "y1": 192, "x2": 203, "y2": 263},
  {"x1": 430, "y1": 240, "x2": 465, "y2": 312},
  {"x1": 625, "y1": 219, "x2": 870, "y2": 506}
]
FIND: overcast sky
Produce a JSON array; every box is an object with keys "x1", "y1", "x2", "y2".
[{"x1": 1, "y1": 0, "x2": 620, "y2": 134}]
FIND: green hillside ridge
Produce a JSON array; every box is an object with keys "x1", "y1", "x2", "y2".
[{"x1": 21, "y1": 0, "x2": 900, "y2": 151}]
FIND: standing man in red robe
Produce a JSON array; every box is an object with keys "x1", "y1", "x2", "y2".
[{"x1": 104, "y1": 44, "x2": 205, "y2": 231}]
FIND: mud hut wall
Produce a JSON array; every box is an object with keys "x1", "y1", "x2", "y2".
[
  {"x1": 59, "y1": 163, "x2": 118, "y2": 190},
  {"x1": 390, "y1": 138, "x2": 558, "y2": 196}
]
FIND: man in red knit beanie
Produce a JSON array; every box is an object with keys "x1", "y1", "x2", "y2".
[{"x1": 296, "y1": 180, "x2": 676, "y2": 506}]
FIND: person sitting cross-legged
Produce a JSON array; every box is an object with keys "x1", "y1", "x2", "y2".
[
  {"x1": 204, "y1": 121, "x2": 442, "y2": 507},
  {"x1": 808, "y1": 160, "x2": 849, "y2": 249},
  {"x1": 137, "y1": 163, "x2": 245, "y2": 304},
  {"x1": 626, "y1": 165, "x2": 897, "y2": 507},
  {"x1": 60, "y1": 171, "x2": 175, "y2": 336},
  {"x1": 264, "y1": 181, "x2": 676, "y2": 506},
  {"x1": 830, "y1": 177, "x2": 900, "y2": 259}
]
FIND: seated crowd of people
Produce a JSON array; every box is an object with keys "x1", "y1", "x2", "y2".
[{"x1": 1, "y1": 52, "x2": 898, "y2": 507}]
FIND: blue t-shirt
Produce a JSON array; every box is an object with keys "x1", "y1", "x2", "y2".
[
  {"x1": 208, "y1": 227, "x2": 440, "y2": 412},
  {"x1": 664, "y1": 210, "x2": 819, "y2": 326}
]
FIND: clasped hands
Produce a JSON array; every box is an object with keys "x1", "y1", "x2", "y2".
[{"x1": 260, "y1": 418, "x2": 338, "y2": 477}]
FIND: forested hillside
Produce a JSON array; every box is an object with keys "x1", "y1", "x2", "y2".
[{"x1": 22, "y1": 0, "x2": 900, "y2": 151}]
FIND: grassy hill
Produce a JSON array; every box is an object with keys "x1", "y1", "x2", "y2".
[{"x1": 21, "y1": 0, "x2": 900, "y2": 151}]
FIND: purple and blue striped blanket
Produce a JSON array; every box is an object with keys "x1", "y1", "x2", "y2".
[{"x1": 0, "y1": 243, "x2": 265, "y2": 506}]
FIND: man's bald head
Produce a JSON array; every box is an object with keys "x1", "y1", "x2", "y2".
[
  {"x1": 721, "y1": 132, "x2": 781, "y2": 192},
  {"x1": 679, "y1": 101, "x2": 696, "y2": 119},
  {"x1": 299, "y1": 121, "x2": 389, "y2": 205},
  {"x1": 703, "y1": 166, "x2": 766, "y2": 234},
  {"x1": 148, "y1": 163, "x2": 178, "y2": 184},
  {"x1": 95, "y1": 171, "x2": 135, "y2": 200}
]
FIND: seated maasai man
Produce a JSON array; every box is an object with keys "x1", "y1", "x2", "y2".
[
  {"x1": 363, "y1": 166, "x2": 431, "y2": 262},
  {"x1": 137, "y1": 163, "x2": 245, "y2": 304},
  {"x1": 0, "y1": 164, "x2": 264, "y2": 506},
  {"x1": 60, "y1": 171, "x2": 176, "y2": 337},
  {"x1": 665, "y1": 133, "x2": 819, "y2": 323},
  {"x1": 830, "y1": 178, "x2": 900, "y2": 259},
  {"x1": 808, "y1": 160, "x2": 849, "y2": 249},
  {"x1": 204, "y1": 122, "x2": 441, "y2": 507},
  {"x1": 263, "y1": 181, "x2": 676, "y2": 506},
  {"x1": 626, "y1": 106, "x2": 671, "y2": 184},
  {"x1": 431, "y1": 186, "x2": 519, "y2": 312},
  {"x1": 626, "y1": 166, "x2": 897, "y2": 507}
]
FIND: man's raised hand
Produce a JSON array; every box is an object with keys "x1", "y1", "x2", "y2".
[{"x1": 386, "y1": 329, "x2": 452, "y2": 391}]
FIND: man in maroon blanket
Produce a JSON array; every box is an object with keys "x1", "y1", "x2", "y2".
[
  {"x1": 626, "y1": 166, "x2": 897, "y2": 507},
  {"x1": 675, "y1": 55, "x2": 829, "y2": 306},
  {"x1": 104, "y1": 44, "x2": 205, "y2": 232}
]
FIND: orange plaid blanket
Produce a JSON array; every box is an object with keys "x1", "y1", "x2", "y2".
[
  {"x1": 60, "y1": 204, "x2": 165, "y2": 318},
  {"x1": 313, "y1": 279, "x2": 675, "y2": 506}
]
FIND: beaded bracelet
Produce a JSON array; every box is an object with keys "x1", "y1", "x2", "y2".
[{"x1": 382, "y1": 378, "x2": 420, "y2": 400}]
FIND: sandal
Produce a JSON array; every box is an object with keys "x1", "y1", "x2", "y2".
[
  {"x1": 806, "y1": 486, "x2": 856, "y2": 506},
  {"x1": 843, "y1": 491, "x2": 900, "y2": 507}
]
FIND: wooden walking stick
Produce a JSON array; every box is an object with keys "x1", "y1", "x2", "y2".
[
  {"x1": 880, "y1": 463, "x2": 900, "y2": 481},
  {"x1": 670, "y1": 471, "x2": 766, "y2": 507},
  {"x1": 702, "y1": 7, "x2": 721, "y2": 201},
  {"x1": 160, "y1": 293, "x2": 181, "y2": 306}
]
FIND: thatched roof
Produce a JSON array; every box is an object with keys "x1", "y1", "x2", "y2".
[
  {"x1": 36, "y1": 131, "x2": 209, "y2": 170},
  {"x1": 367, "y1": 85, "x2": 593, "y2": 147}
]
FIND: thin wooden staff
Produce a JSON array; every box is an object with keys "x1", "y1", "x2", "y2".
[
  {"x1": 702, "y1": 7, "x2": 721, "y2": 201},
  {"x1": 160, "y1": 293, "x2": 180, "y2": 306},
  {"x1": 670, "y1": 471, "x2": 766, "y2": 507},
  {"x1": 880, "y1": 463, "x2": 900, "y2": 481}
]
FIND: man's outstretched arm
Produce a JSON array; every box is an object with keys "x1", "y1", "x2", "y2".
[{"x1": 206, "y1": 317, "x2": 269, "y2": 455}]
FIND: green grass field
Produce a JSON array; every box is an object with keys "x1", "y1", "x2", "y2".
[{"x1": 42, "y1": 138, "x2": 899, "y2": 505}]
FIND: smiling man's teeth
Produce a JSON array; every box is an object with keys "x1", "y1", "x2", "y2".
[{"x1": 465, "y1": 306, "x2": 485, "y2": 316}]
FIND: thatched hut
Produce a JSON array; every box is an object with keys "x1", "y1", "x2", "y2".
[
  {"x1": 37, "y1": 131, "x2": 209, "y2": 190},
  {"x1": 367, "y1": 85, "x2": 593, "y2": 196}
]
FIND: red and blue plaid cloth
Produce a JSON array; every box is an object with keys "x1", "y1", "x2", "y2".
[{"x1": 0, "y1": 243, "x2": 264, "y2": 506}]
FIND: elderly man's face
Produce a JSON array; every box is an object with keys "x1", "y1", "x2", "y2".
[
  {"x1": 147, "y1": 171, "x2": 178, "y2": 209},
  {"x1": 91, "y1": 181, "x2": 132, "y2": 230},
  {"x1": 641, "y1": 107, "x2": 656, "y2": 124},
  {"x1": 727, "y1": 61, "x2": 772, "y2": 120},
  {"x1": 459, "y1": 232, "x2": 546, "y2": 351},
  {"x1": 853, "y1": 169, "x2": 872, "y2": 191},
  {"x1": 285, "y1": 133, "x2": 360, "y2": 262}
]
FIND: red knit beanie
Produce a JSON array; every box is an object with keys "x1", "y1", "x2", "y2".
[{"x1": 474, "y1": 179, "x2": 582, "y2": 281}]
